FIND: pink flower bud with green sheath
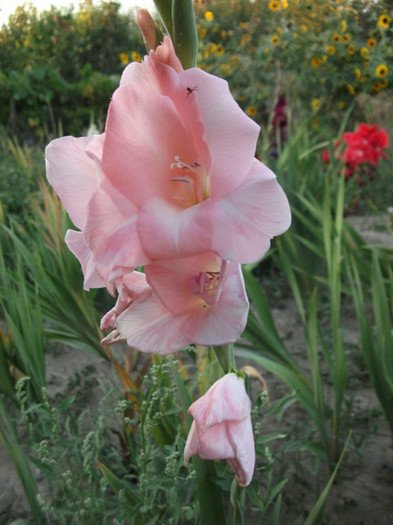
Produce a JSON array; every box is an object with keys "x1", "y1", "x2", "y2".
[{"x1": 184, "y1": 373, "x2": 255, "y2": 487}]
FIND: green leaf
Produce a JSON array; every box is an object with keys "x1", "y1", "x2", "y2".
[
  {"x1": 304, "y1": 431, "x2": 351, "y2": 525},
  {"x1": 0, "y1": 396, "x2": 46, "y2": 523}
]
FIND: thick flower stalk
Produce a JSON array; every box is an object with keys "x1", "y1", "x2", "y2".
[
  {"x1": 45, "y1": 36, "x2": 290, "y2": 353},
  {"x1": 184, "y1": 373, "x2": 255, "y2": 487}
]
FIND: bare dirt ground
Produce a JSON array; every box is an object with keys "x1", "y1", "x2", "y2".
[{"x1": 1, "y1": 215, "x2": 392, "y2": 524}]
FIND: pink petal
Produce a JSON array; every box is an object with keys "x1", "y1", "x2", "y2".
[
  {"x1": 65, "y1": 230, "x2": 106, "y2": 290},
  {"x1": 120, "y1": 60, "x2": 159, "y2": 91},
  {"x1": 85, "y1": 178, "x2": 149, "y2": 268},
  {"x1": 188, "y1": 373, "x2": 251, "y2": 428},
  {"x1": 179, "y1": 68, "x2": 260, "y2": 198},
  {"x1": 115, "y1": 291, "x2": 189, "y2": 354},
  {"x1": 145, "y1": 253, "x2": 220, "y2": 315},
  {"x1": 100, "y1": 271, "x2": 150, "y2": 331},
  {"x1": 149, "y1": 36, "x2": 183, "y2": 72},
  {"x1": 102, "y1": 83, "x2": 197, "y2": 207},
  {"x1": 138, "y1": 197, "x2": 213, "y2": 260},
  {"x1": 122, "y1": 271, "x2": 150, "y2": 296},
  {"x1": 45, "y1": 135, "x2": 103, "y2": 230},
  {"x1": 226, "y1": 417, "x2": 255, "y2": 487},
  {"x1": 85, "y1": 133, "x2": 105, "y2": 163},
  {"x1": 193, "y1": 422, "x2": 236, "y2": 460},
  {"x1": 182, "y1": 263, "x2": 249, "y2": 346},
  {"x1": 184, "y1": 421, "x2": 199, "y2": 467},
  {"x1": 209, "y1": 159, "x2": 291, "y2": 263},
  {"x1": 120, "y1": 56, "x2": 209, "y2": 168}
]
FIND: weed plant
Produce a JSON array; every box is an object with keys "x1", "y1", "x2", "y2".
[{"x1": 0, "y1": 355, "x2": 296, "y2": 524}]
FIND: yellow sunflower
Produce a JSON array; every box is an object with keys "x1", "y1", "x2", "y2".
[
  {"x1": 341, "y1": 20, "x2": 347, "y2": 32},
  {"x1": 343, "y1": 33, "x2": 351, "y2": 43},
  {"x1": 271, "y1": 35, "x2": 280, "y2": 45},
  {"x1": 347, "y1": 45, "x2": 355, "y2": 55},
  {"x1": 215, "y1": 45, "x2": 225, "y2": 56},
  {"x1": 204, "y1": 11, "x2": 214, "y2": 21},
  {"x1": 327, "y1": 45, "x2": 336, "y2": 55},
  {"x1": 354, "y1": 68, "x2": 361, "y2": 79},
  {"x1": 268, "y1": 1, "x2": 281, "y2": 11},
  {"x1": 372, "y1": 81, "x2": 382, "y2": 92},
  {"x1": 346, "y1": 83, "x2": 355, "y2": 96},
  {"x1": 377, "y1": 14, "x2": 391, "y2": 29},
  {"x1": 198, "y1": 27, "x2": 206, "y2": 38},
  {"x1": 376, "y1": 64, "x2": 388, "y2": 78},
  {"x1": 360, "y1": 47, "x2": 369, "y2": 59},
  {"x1": 367, "y1": 38, "x2": 377, "y2": 48},
  {"x1": 332, "y1": 33, "x2": 342, "y2": 43},
  {"x1": 311, "y1": 98, "x2": 321, "y2": 111},
  {"x1": 131, "y1": 51, "x2": 141, "y2": 62},
  {"x1": 246, "y1": 106, "x2": 258, "y2": 117},
  {"x1": 119, "y1": 52, "x2": 129, "y2": 65},
  {"x1": 311, "y1": 57, "x2": 322, "y2": 68}
]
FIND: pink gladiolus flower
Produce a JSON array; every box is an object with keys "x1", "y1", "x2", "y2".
[
  {"x1": 46, "y1": 36, "x2": 291, "y2": 294},
  {"x1": 184, "y1": 373, "x2": 255, "y2": 487},
  {"x1": 101, "y1": 252, "x2": 249, "y2": 353}
]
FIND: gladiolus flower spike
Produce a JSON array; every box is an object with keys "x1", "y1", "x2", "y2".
[{"x1": 45, "y1": 36, "x2": 290, "y2": 355}]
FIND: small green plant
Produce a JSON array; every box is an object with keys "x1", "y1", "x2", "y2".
[{"x1": 0, "y1": 355, "x2": 298, "y2": 524}]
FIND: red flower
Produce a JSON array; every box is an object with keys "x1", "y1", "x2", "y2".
[
  {"x1": 342, "y1": 123, "x2": 388, "y2": 168},
  {"x1": 321, "y1": 149, "x2": 330, "y2": 163}
]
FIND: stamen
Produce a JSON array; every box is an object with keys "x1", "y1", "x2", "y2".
[
  {"x1": 170, "y1": 156, "x2": 200, "y2": 173},
  {"x1": 170, "y1": 176, "x2": 193, "y2": 184},
  {"x1": 215, "y1": 260, "x2": 227, "y2": 302},
  {"x1": 189, "y1": 261, "x2": 228, "y2": 307},
  {"x1": 170, "y1": 155, "x2": 210, "y2": 205}
]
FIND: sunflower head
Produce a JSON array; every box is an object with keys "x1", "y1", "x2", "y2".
[
  {"x1": 246, "y1": 106, "x2": 258, "y2": 117},
  {"x1": 268, "y1": 1, "x2": 281, "y2": 11},
  {"x1": 347, "y1": 45, "x2": 355, "y2": 55},
  {"x1": 311, "y1": 98, "x2": 322, "y2": 112},
  {"x1": 376, "y1": 64, "x2": 388, "y2": 78},
  {"x1": 378, "y1": 14, "x2": 391, "y2": 29}
]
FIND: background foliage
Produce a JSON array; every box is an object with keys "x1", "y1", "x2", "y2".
[{"x1": 0, "y1": 0, "x2": 392, "y2": 137}]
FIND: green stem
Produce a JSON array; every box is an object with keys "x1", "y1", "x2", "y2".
[
  {"x1": 213, "y1": 344, "x2": 236, "y2": 374},
  {"x1": 194, "y1": 457, "x2": 227, "y2": 525},
  {"x1": 169, "y1": 359, "x2": 227, "y2": 525}
]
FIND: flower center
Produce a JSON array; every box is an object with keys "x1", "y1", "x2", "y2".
[
  {"x1": 189, "y1": 260, "x2": 227, "y2": 307},
  {"x1": 170, "y1": 156, "x2": 210, "y2": 207}
]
